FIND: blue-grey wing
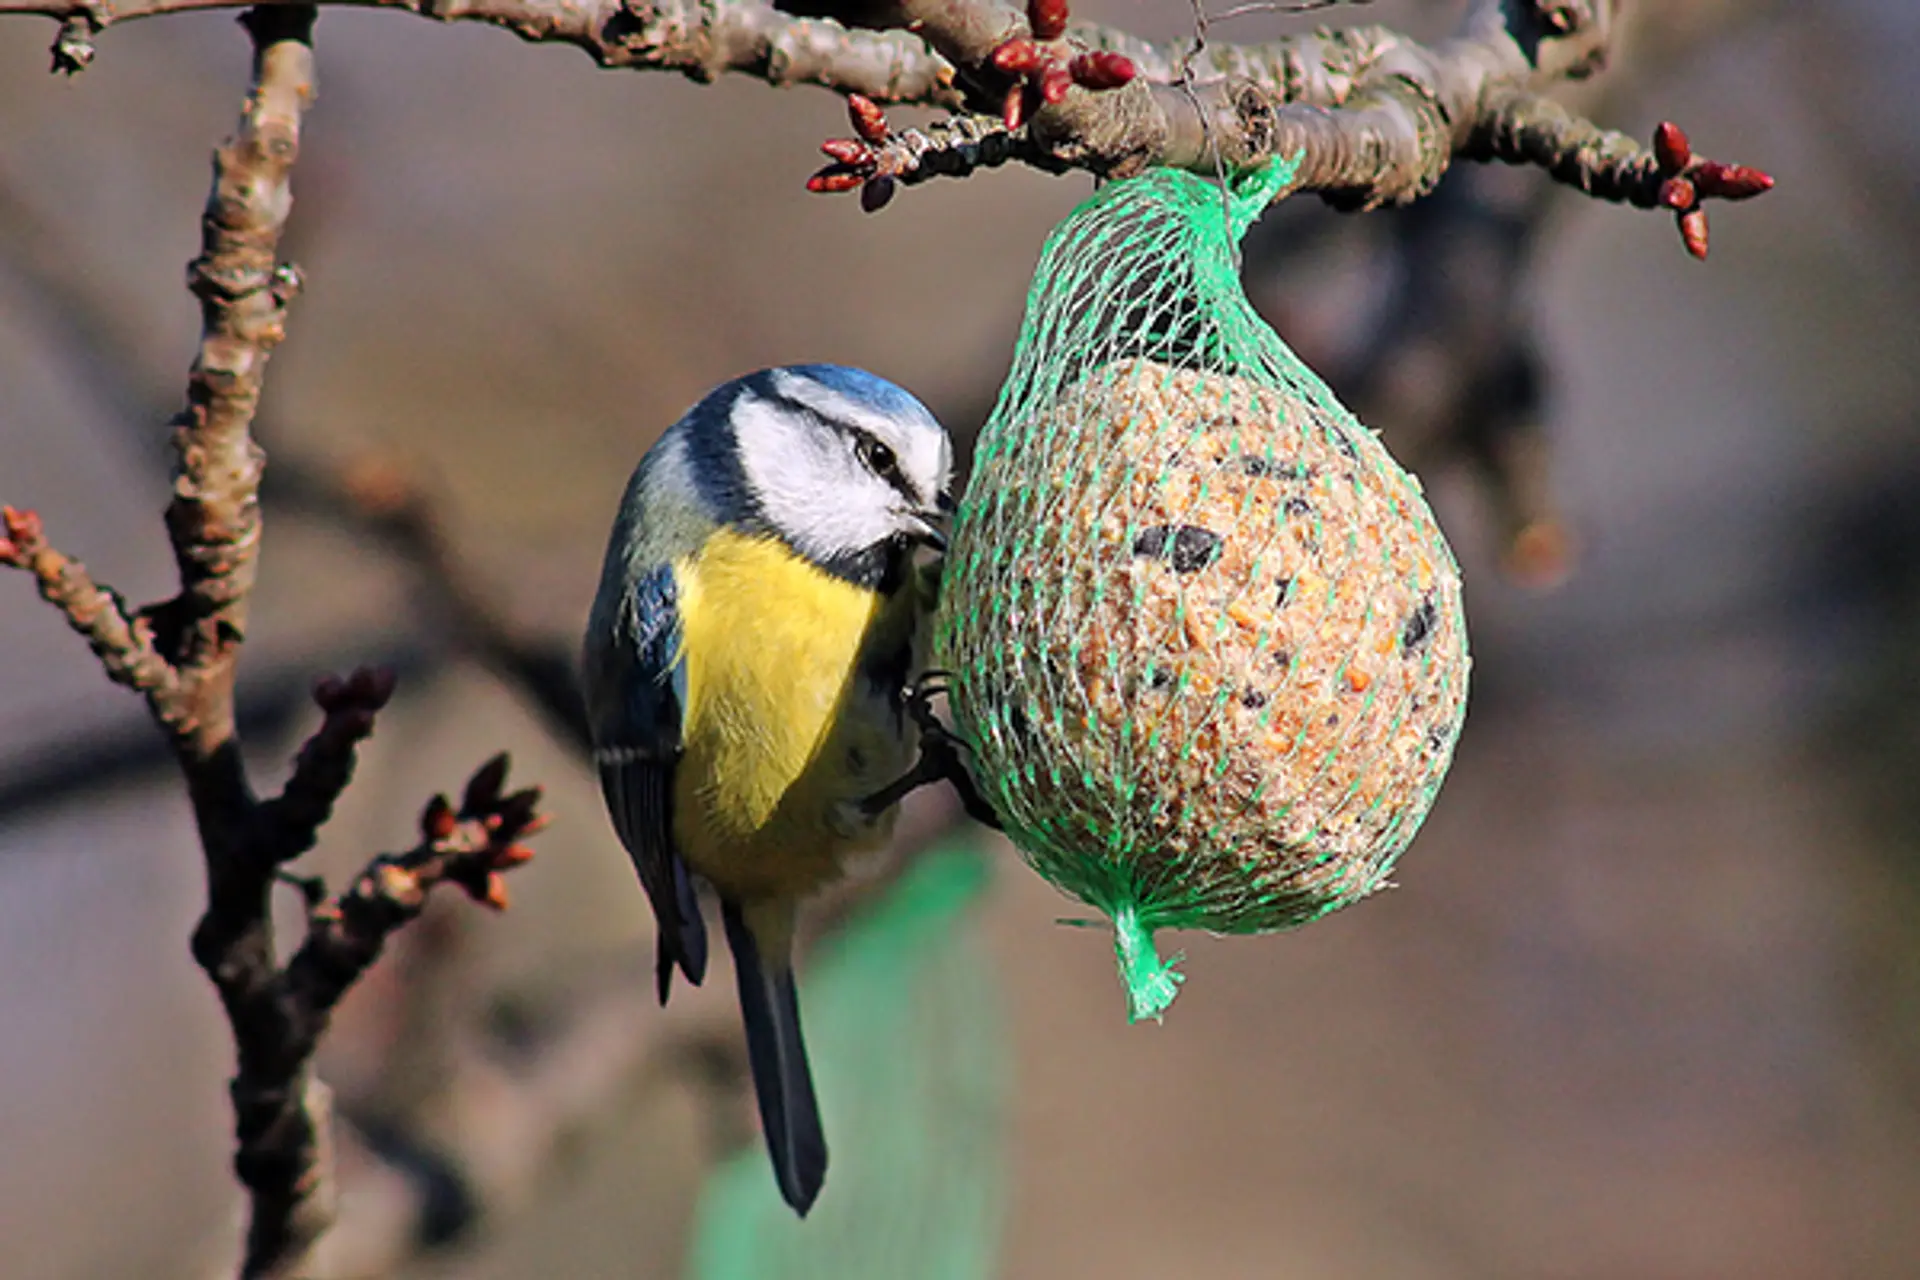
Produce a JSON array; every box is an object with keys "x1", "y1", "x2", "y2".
[{"x1": 587, "y1": 562, "x2": 708, "y2": 1002}]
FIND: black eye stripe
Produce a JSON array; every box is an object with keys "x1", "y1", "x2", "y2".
[{"x1": 850, "y1": 428, "x2": 923, "y2": 508}]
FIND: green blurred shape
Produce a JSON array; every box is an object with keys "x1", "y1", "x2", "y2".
[{"x1": 686, "y1": 843, "x2": 1007, "y2": 1280}]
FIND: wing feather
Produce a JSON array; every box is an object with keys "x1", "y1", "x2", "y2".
[{"x1": 588, "y1": 562, "x2": 708, "y2": 1001}]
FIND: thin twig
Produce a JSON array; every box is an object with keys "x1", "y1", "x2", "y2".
[
  {"x1": 4, "y1": 0, "x2": 963, "y2": 103},
  {"x1": 257, "y1": 666, "x2": 399, "y2": 860},
  {"x1": 0, "y1": 506, "x2": 183, "y2": 712},
  {"x1": 263, "y1": 456, "x2": 593, "y2": 752},
  {"x1": 282, "y1": 755, "x2": 545, "y2": 1019}
]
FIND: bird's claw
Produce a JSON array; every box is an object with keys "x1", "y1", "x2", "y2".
[
  {"x1": 904, "y1": 669, "x2": 953, "y2": 729},
  {"x1": 862, "y1": 674, "x2": 1004, "y2": 830}
]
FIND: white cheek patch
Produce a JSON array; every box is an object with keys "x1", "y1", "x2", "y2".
[{"x1": 732, "y1": 394, "x2": 899, "y2": 560}]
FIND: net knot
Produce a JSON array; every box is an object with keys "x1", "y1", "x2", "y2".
[
  {"x1": 1111, "y1": 903, "x2": 1184, "y2": 1022},
  {"x1": 1225, "y1": 152, "x2": 1303, "y2": 242}
]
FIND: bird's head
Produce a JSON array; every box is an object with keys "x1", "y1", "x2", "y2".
[{"x1": 695, "y1": 364, "x2": 954, "y2": 578}]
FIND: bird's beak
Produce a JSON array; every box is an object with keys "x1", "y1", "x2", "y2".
[
  {"x1": 906, "y1": 502, "x2": 949, "y2": 552},
  {"x1": 910, "y1": 510, "x2": 948, "y2": 552}
]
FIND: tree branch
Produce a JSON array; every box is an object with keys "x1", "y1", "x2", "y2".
[
  {"x1": 214, "y1": 745, "x2": 544, "y2": 1278},
  {"x1": 257, "y1": 666, "x2": 398, "y2": 860},
  {"x1": 9, "y1": 0, "x2": 964, "y2": 102},
  {"x1": 283, "y1": 755, "x2": 545, "y2": 1027},
  {"x1": 0, "y1": 10, "x2": 551, "y2": 1277},
  {"x1": 0, "y1": 506, "x2": 182, "y2": 711},
  {"x1": 4, "y1": 0, "x2": 1773, "y2": 250},
  {"x1": 802, "y1": 0, "x2": 1769, "y2": 249}
]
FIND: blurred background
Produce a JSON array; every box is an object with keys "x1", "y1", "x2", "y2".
[{"x1": 3, "y1": 0, "x2": 1919, "y2": 1275}]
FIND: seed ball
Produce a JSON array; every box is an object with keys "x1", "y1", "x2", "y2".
[{"x1": 939, "y1": 358, "x2": 1470, "y2": 943}]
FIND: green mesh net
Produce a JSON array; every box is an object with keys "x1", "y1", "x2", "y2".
[
  {"x1": 687, "y1": 844, "x2": 1006, "y2": 1280},
  {"x1": 934, "y1": 162, "x2": 1471, "y2": 1022}
]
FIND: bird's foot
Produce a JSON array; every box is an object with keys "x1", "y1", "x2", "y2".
[
  {"x1": 862, "y1": 675, "x2": 1003, "y2": 830},
  {"x1": 904, "y1": 669, "x2": 951, "y2": 727}
]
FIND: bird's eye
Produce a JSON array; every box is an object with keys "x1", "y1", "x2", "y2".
[{"x1": 858, "y1": 437, "x2": 898, "y2": 477}]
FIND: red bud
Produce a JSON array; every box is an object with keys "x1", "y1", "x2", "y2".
[
  {"x1": 1028, "y1": 0, "x2": 1068, "y2": 40},
  {"x1": 346, "y1": 665, "x2": 396, "y2": 708},
  {"x1": 1040, "y1": 63, "x2": 1072, "y2": 105},
  {"x1": 1695, "y1": 161, "x2": 1774, "y2": 200},
  {"x1": 860, "y1": 176, "x2": 896, "y2": 213},
  {"x1": 820, "y1": 138, "x2": 873, "y2": 167},
  {"x1": 1069, "y1": 51, "x2": 1135, "y2": 90},
  {"x1": 1002, "y1": 85, "x2": 1027, "y2": 132},
  {"x1": 1504, "y1": 521, "x2": 1576, "y2": 590},
  {"x1": 366, "y1": 666, "x2": 398, "y2": 706},
  {"x1": 1678, "y1": 208, "x2": 1709, "y2": 260},
  {"x1": 846, "y1": 93, "x2": 889, "y2": 145},
  {"x1": 806, "y1": 170, "x2": 867, "y2": 194},
  {"x1": 462, "y1": 871, "x2": 511, "y2": 911},
  {"x1": 422, "y1": 794, "x2": 458, "y2": 841},
  {"x1": 1657, "y1": 176, "x2": 1695, "y2": 211},
  {"x1": 0, "y1": 506, "x2": 41, "y2": 561},
  {"x1": 990, "y1": 38, "x2": 1042, "y2": 74},
  {"x1": 313, "y1": 674, "x2": 346, "y2": 711},
  {"x1": 1653, "y1": 121, "x2": 1690, "y2": 174}
]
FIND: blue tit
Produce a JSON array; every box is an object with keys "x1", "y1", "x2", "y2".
[{"x1": 582, "y1": 364, "x2": 953, "y2": 1217}]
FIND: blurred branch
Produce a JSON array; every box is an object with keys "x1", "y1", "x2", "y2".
[
  {"x1": 1240, "y1": 0, "x2": 1783, "y2": 584},
  {"x1": 300, "y1": 951, "x2": 738, "y2": 1275},
  {"x1": 0, "y1": 11, "x2": 550, "y2": 1278},
  {"x1": 264, "y1": 456, "x2": 593, "y2": 753},
  {"x1": 297, "y1": 787, "x2": 966, "y2": 1277},
  {"x1": 0, "y1": 0, "x2": 1783, "y2": 1270},
  {"x1": 0, "y1": 641, "x2": 441, "y2": 827},
  {"x1": 2, "y1": 0, "x2": 1773, "y2": 254},
  {"x1": 1249, "y1": 164, "x2": 1576, "y2": 585}
]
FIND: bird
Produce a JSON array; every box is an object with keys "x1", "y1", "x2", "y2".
[{"x1": 582, "y1": 364, "x2": 954, "y2": 1217}]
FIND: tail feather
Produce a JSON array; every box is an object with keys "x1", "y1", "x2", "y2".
[{"x1": 722, "y1": 901, "x2": 827, "y2": 1217}]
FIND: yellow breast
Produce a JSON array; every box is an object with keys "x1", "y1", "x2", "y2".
[{"x1": 671, "y1": 529, "x2": 914, "y2": 901}]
